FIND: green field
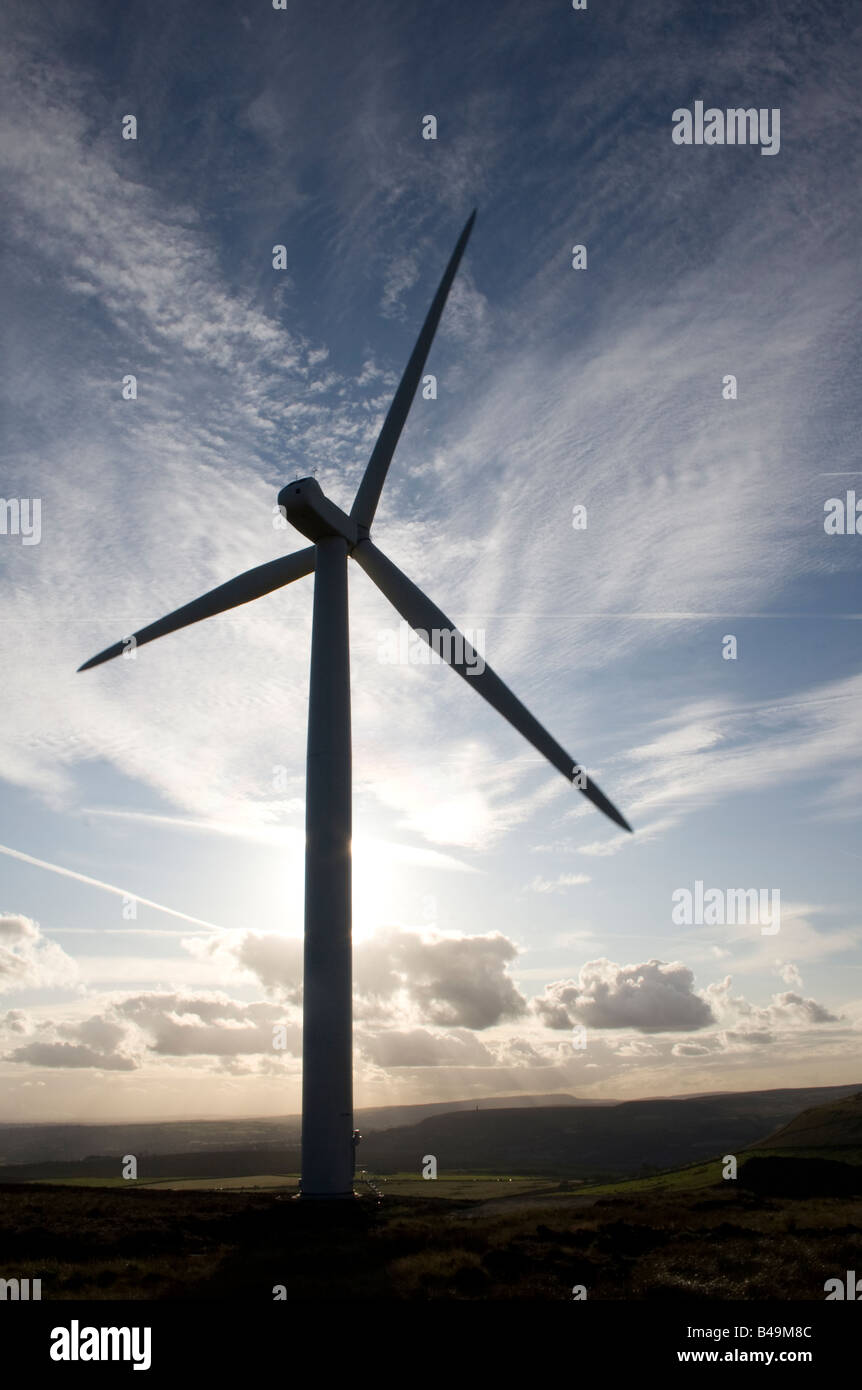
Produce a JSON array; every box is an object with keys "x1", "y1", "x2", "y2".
[
  {"x1": 5, "y1": 1157, "x2": 861, "y2": 1300},
  {"x1": 6, "y1": 1090, "x2": 861, "y2": 1298},
  {"x1": 30, "y1": 1174, "x2": 301, "y2": 1192},
  {"x1": 25, "y1": 1145, "x2": 862, "y2": 1202},
  {"x1": 32, "y1": 1172, "x2": 562, "y2": 1199}
]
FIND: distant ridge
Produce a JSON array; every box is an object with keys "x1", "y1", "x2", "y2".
[
  {"x1": 355, "y1": 1092, "x2": 604, "y2": 1132},
  {"x1": 0, "y1": 1093, "x2": 590, "y2": 1167},
  {"x1": 755, "y1": 1089, "x2": 862, "y2": 1151},
  {"x1": 359, "y1": 1083, "x2": 862, "y2": 1177},
  {"x1": 2, "y1": 1083, "x2": 861, "y2": 1182}
]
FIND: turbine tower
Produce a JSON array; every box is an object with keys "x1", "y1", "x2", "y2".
[{"x1": 79, "y1": 211, "x2": 632, "y2": 1199}]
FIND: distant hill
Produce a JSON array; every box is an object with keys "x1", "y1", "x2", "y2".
[
  {"x1": 754, "y1": 1089, "x2": 862, "y2": 1152},
  {"x1": 0, "y1": 1093, "x2": 588, "y2": 1167},
  {"x1": 355, "y1": 1093, "x2": 599, "y2": 1133},
  {"x1": 2, "y1": 1082, "x2": 861, "y2": 1183},
  {"x1": 359, "y1": 1084, "x2": 862, "y2": 1178}
]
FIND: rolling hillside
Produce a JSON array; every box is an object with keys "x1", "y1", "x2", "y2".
[
  {"x1": 0, "y1": 1093, "x2": 583, "y2": 1168},
  {"x1": 754, "y1": 1089, "x2": 862, "y2": 1153},
  {"x1": 3, "y1": 1082, "x2": 861, "y2": 1183},
  {"x1": 359, "y1": 1085, "x2": 862, "y2": 1177}
]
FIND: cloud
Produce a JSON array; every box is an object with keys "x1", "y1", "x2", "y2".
[
  {"x1": 527, "y1": 873, "x2": 591, "y2": 894},
  {"x1": 0, "y1": 1, "x2": 859, "y2": 1125},
  {"x1": 2, "y1": 2, "x2": 860, "y2": 876},
  {"x1": 2, "y1": 993, "x2": 297, "y2": 1070},
  {"x1": 115, "y1": 992, "x2": 293, "y2": 1056},
  {"x1": 613, "y1": 1038, "x2": 660, "y2": 1057},
  {"x1": 671, "y1": 1042, "x2": 714, "y2": 1057},
  {"x1": 227, "y1": 925, "x2": 527, "y2": 1030},
  {"x1": 6, "y1": 1041, "x2": 136, "y2": 1071},
  {"x1": 379, "y1": 253, "x2": 419, "y2": 317},
  {"x1": 357, "y1": 1025, "x2": 566, "y2": 1070},
  {"x1": 618, "y1": 675, "x2": 862, "y2": 836},
  {"x1": 575, "y1": 818, "x2": 678, "y2": 858},
  {"x1": 3, "y1": 1008, "x2": 138, "y2": 1070},
  {"x1": 720, "y1": 1029, "x2": 775, "y2": 1050},
  {"x1": 704, "y1": 975, "x2": 840, "y2": 1038},
  {"x1": 0, "y1": 914, "x2": 78, "y2": 993},
  {"x1": 358, "y1": 928, "x2": 526, "y2": 1029},
  {"x1": 778, "y1": 962, "x2": 803, "y2": 988},
  {"x1": 357, "y1": 1027, "x2": 494, "y2": 1068},
  {"x1": 229, "y1": 934, "x2": 304, "y2": 1003},
  {"x1": 531, "y1": 958, "x2": 715, "y2": 1033},
  {"x1": 770, "y1": 992, "x2": 839, "y2": 1025},
  {"x1": 81, "y1": 809, "x2": 477, "y2": 875}
]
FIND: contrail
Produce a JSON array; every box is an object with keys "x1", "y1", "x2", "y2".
[{"x1": 0, "y1": 842, "x2": 228, "y2": 932}]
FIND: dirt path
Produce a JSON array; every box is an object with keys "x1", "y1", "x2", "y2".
[{"x1": 452, "y1": 1190, "x2": 602, "y2": 1221}]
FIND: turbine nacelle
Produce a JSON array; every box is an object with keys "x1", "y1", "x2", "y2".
[{"x1": 277, "y1": 477, "x2": 359, "y2": 548}]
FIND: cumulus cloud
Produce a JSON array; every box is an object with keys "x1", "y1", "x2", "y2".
[
  {"x1": 778, "y1": 962, "x2": 803, "y2": 988},
  {"x1": 4, "y1": 1010, "x2": 137, "y2": 1070},
  {"x1": 0, "y1": 914, "x2": 78, "y2": 993},
  {"x1": 226, "y1": 926, "x2": 527, "y2": 1030},
  {"x1": 357, "y1": 1027, "x2": 494, "y2": 1068},
  {"x1": 7, "y1": 1040, "x2": 136, "y2": 1070},
  {"x1": 767, "y1": 992, "x2": 839, "y2": 1026},
  {"x1": 358, "y1": 928, "x2": 526, "y2": 1029},
  {"x1": 232, "y1": 934, "x2": 304, "y2": 1003},
  {"x1": 705, "y1": 976, "x2": 840, "y2": 1033},
  {"x1": 116, "y1": 992, "x2": 294, "y2": 1056},
  {"x1": 3, "y1": 993, "x2": 299, "y2": 1070},
  {"x1": 357, "y1": 1025, "x2": 567, "y2": 1070},
  {"x1": 531, "y1": 958, "x2": 715, "y2": 1033}
]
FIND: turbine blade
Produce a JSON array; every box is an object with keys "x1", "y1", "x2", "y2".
[
  {"x1": 78, "y1": 545, "x2": 316, "y2": 671},
  {"x1": 350, "y1": 210, "x2": 477, "y2": 533},
  {"x1": 352, "y1": 539, "x2": 632, "y2": 832}
]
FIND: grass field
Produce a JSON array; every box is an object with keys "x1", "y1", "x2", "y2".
[
  {"x1": 6, "y1": 1093, "x2": 860, "y2": 1298},
  {"x1": 4, "y1": 1161, "x2": 861, "y2": 1300},
  {"x1": 26, "y1": 1154, "x2": 801, "y2": 1199},
  {"x1": 30, "y1": 1151, "x2": 860, "y2": 1199},
  {"x1": 31, "y1": 1173, "x2": 564, "y2": 1199}
]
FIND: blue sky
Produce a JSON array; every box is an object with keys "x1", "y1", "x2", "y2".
[{"x1": 1, "y1": 0, "x2": 861, "y2": 1123}]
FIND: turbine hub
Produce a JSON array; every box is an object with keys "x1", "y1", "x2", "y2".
[{"x1": 277, "y1": 477, "x2": 358, "y2": 548}]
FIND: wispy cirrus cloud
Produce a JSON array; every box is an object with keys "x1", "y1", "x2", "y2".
[{"x1": 2, "y1": 0, "x2": 862, "y2": 1124}]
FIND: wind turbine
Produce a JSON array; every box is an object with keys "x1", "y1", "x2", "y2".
[{"x1": 78, "y1": 210, "x2": 632, "y2": 1199}]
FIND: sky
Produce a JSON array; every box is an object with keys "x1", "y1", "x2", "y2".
[{"x1": 1, "y1": 0, "x2": 861, "y2": 1125}]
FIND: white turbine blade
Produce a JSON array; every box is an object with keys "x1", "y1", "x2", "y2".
[
  {"x1": 352, "y1": 538, "x2": 632, "y2": 832},
  {"x1": 78, "y1": 545, "x2": 316, "y2": 671},
  {"x1": 349, "y1": 211, "x2": 476, "y2": 535}
]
